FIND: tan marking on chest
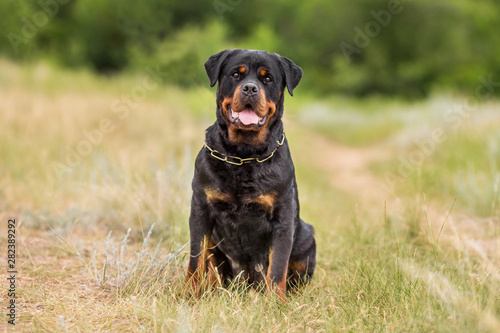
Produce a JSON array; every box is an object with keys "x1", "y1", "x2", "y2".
[
  {"x1": 244, "y1": 192, "x2": 277, "y2": 212},
  {"x1": 204, "y1": 187, "x2": 232, "y2": 204}
]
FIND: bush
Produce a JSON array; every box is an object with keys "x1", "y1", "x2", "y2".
[{"x1": 1, "y1": 0, "x2": 499, "y2": 97}]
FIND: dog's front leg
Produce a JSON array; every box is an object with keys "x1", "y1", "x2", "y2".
[
  {"x1": 185, "y1": 190, "x2": 217, "y2": 297},
  {"x1": 266, "y1": 210, "x2": 294, "y2": 301}
]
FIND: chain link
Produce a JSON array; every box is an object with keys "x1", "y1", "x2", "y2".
[{"x1": 204, "y1": 133, "x2": 285, "y2": 166}]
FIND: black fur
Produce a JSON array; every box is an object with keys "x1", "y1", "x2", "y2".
[{"x1": 186, "y1": 49, "x2": 316, "y2": 299}]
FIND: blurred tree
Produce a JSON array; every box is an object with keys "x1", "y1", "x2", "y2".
[
  {"x1": 0, "y1": 0, "x2": 498, "y2": 97},
  {"x1": 1, "y1": 0, "x2": 37, "y2": 58}
]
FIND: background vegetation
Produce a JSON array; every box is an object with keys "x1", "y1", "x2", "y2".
[
  {"x1": 1, "y1": 59, "x2": 499, "y2": 332},
  {"x1": 1, "y1": 1, "x2": 500, "y2": 332},
  {"x1": 1, "y1": 0, "x2": 500, "y2": 97}
]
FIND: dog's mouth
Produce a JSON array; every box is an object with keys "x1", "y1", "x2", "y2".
[{"x1": 228, "y1": 104, "x2": 268, "y2": 127}]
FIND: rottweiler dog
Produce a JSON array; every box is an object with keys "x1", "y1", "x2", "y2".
[{"x1": 186, "y1": 49, "x2": 316, "y2": 300}]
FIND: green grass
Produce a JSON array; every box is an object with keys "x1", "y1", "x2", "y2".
[
  {"x1": 376, "y1": 111, "x2": 500, "y2": 218},
  {"x1": 1, "y1": 59, "x2": 500, "y2": 332},
  {"x1": 289, "y1": 99, "x2": 405, "y2": 146}
]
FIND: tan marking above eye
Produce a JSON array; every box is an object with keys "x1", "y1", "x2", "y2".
[
  {"x1": 259, "y1": 68, "x2": 268, "y2": 76},
  {"x1": 238, "y1": 65, "x2": 247, "y2": 73}
]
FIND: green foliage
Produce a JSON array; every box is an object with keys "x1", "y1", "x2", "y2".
[
  {"x1": 129, "y1": 21, "x2": 234, "y2": 87},
  {"x1": 1, "y1": 0, "x2": 499, "y2": 97},
  {"x1": 0, "y1": 0, "x2": 38, "y2": 57}
]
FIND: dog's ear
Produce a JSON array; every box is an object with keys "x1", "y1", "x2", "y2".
[
  {"x1": 279, "y1": 56, "x2": 303, "y2": 96},
  {"x1": 205, "y1": 49, "x2": 235, "y2": 87}
]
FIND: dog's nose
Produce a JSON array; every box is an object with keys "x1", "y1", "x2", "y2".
[{"x1": 241, "y1": 82, "x2": 259, "y2": 96}]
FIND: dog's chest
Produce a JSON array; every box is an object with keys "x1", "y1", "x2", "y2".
[
  {"x1": 204, "y1": 179, "x2": 276, "y2": 265},
  {"x1": 203, "y1": 164, "x2": 278, "y2": 215},
  {"x1": 203, "y1": 167, "x2": 278, "y2": 238},
  {"x1": 204, "y1": 185, "x2": 276, "y2": 218}
]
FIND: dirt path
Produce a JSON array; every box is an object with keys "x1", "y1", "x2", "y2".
[
  {"x1": 291, "y1": 124, "x2": 392, "y2": 209},
  {"x1": 292, "y1": 124, "x2": 500, "y2": 266}
]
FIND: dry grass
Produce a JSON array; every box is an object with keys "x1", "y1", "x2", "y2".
[{"x1": 1, "y1": 59, "x2": 499, "y2": 332}]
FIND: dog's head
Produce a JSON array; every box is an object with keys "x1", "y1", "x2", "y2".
[{"x1": 205, "y1": 49, "x2": 302, "y2": 145}]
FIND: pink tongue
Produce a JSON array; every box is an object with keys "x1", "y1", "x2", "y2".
[{"x1": 239, "y1": 108, "x2": 259, "y2": 125}]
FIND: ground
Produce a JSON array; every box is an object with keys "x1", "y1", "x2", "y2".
[{"x1": 1, "y1": 60, "x2": 499, "y2": 332}]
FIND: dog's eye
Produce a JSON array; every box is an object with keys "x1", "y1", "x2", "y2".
[
  {"x1": 264, "y1": 76, "x2": 272, "y2": 83},
  {"x1": 232, "y1": 72, "x2": 240, "y2": 79}
]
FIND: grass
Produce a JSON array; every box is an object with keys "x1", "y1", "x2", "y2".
[
  {"x1": 289, "y1": 99, "x2": 405, "y2": 146},
  {"x1": 1, "y1": 59, "x2": 500, "y2": 332},
  {"x1": 375, "y1": 100, "x2": 500, "y2": 217}
]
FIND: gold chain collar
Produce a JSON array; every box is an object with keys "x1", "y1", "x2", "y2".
[{"x1": 204, "y1": 133, "x2": 286, "y2": 166}]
